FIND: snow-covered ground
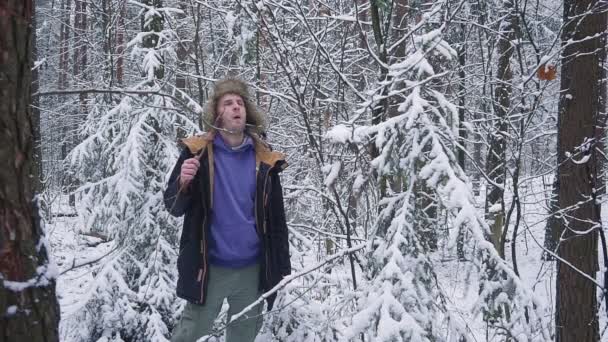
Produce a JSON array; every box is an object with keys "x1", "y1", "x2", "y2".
[
  {"x1": 47, "y1": 202, "x2": 114, "y2": 321},
  {"x1": 433, "y1": 175, "x2": 608, "y2": 340},
  {"x1": 48, "y1": 174, "x2": 608, "y2": 341}
]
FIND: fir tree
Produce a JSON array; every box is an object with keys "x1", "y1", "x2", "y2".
[
  {"x1": 327, "y1": 2, "x2": 551, "y2": 340},
  {"x1": 62, "y1": 2, "x2": 197, "y2": 340}
]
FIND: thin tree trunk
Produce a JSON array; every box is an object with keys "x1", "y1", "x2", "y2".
[
  {"x1": 116, "y1": 1, "x2": 126, "y2": 85},
  {"x1": 369, "y1": 0, "x2": 388, "y2": 146},
  {"x1": 76, "y1": 0, "x2": 87, "y2": 112},
  {"x1": 175, "y1": 0, "x2": 189, "y2": 93},
  {"x1": 485, "y1": 0, "x2": 515, "y2": 259},
  {"x1": 193, "y1": 3, "x2": 207, "y2": 129},
  {"x1": 68, "y1": 0, "x2": 87, "y2": 207},
  {"x1": 58, "y1": 0, "x2": 71, "y2": 89},
  {"x1": 73, "y1": 0, "x2": 83, "y2": 77},
  {"x1": 101, "y1": 0, "x2": 114, "y2": 99},
  {"x1": 0, "y1": 1, "x2": 60, "y2": 340},
  {"x1": 555, "y1": 0, "x2": 606, "y2": 340},
  {"x1": 456, "y1": 23, "x2": 467, "y2": 260},
  {"x1": 355, "y1": 0, "x2": 368, "y2": 92},
  {"x1": 32, "y1": 6, "x2": 44, "y2": 195},
  {"x1": 368, "y1": 0, "x2": 390, "y2": 237},
  {"x1": 388, "y1": 0, "x2": 407, "y2": 194},
  {"x1": 457, "y1": 27, "x2": 467, "y2": 171},
  {"x1": 480, "y1": 0, "x2": 517, "y2": 325}
]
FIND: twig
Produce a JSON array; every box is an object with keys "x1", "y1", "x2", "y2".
[{"x1": 228, "y1": 243, "x2": 366, "y2": 323}]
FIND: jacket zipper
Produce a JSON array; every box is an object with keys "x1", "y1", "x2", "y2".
[
  {"x1": 199, "y1": 214, "x2": 207, "y2": 303},
  {"x1": 262, "y1": 167, "x2": 272, "y2": 285},
  {"x1": 199, "y1": 149, "x2": 211, "y2": 304}
]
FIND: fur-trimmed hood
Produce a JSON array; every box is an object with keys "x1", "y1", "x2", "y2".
[
  {"x1": 179, "y1": 132, "x2": 287, "y2": 171},
  {"x1": 202, "y1": 78, "x2": 266, "y2": 136}
]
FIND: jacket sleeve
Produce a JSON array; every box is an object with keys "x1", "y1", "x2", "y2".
[
  {"x1": 164, "y1": 148, "x2": 193, "y2": 217},
  {"x1": 270, "y1": 173, "x2": 291, "y2": 276}
]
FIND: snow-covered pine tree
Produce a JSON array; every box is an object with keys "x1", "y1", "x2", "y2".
[
  {"x1": 61, "y1": 1, "x2": 198, "y2": 340},
  {"x1": 327, "y1": 2, "x2": 551, "y2": 341}
]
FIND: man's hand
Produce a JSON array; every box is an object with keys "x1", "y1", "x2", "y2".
[{"x1": 179, "y1": 158, "x2": 200, "y2": 188}]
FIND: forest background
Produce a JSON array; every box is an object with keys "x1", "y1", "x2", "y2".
[{"x1": 1, "y1": 0, "x2": 607, "y2": 341}]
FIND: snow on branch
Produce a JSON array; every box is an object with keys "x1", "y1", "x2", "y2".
[{"x1": 325, "y1": 1, "x2": 551, "y2": 339}]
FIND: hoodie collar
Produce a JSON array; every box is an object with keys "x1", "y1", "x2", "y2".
[
  {"x1": 180, "y1": 132, "x2": 288, "y2": 170},
  {"x1": 213, "y1": 133, "x2": 254, "y2": 153}
]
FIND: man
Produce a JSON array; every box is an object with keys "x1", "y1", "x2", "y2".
[{"x1": 163, "y1": 78, "x2": 291, "y2": 342}]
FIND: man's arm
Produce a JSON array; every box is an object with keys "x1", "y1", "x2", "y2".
[
  {"x1": 164, "y1": 148, "x2": 194, "y2": 217},
  {"x1": 270, "y1": 173, "x2": 292, "y2": 276}
]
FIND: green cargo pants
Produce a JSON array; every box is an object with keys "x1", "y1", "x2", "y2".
[{"x1": 171, "y1": 263, "x2": 263, "y2": 342}]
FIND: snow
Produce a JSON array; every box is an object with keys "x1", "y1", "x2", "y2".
[
  {"x1": 332, "y1": 15, "x2": 356, "y2": 22},
  {"x1": 5, "y1": 306, "x2": 17, "y2": 316},
  {"x1": 34, "y1": 0, "x2": 607, "y2": 340},
  {"x1": 51, "y1": 180, "x2": 603, "y2": 341},
  {"x1": 3, "y1": 261, "x2": 58, "y2": 292},
  {"x1": 572, "y1": 154, "x2": 591, "y2": 164},
  {"x1": 352, "y1": 174, "x2": 366, "y2": 194},
  {"x1": 323, "y1": 162, "x2": 341, "y2": 188},
  {"x1": 325, "y1": 124, "x2": 353, "y2": 144},
  {"x1": 225, "y1": 11, "x2": 236, "y2": 37},
  {"x1": 488, "y1": 202, "x2": 502, "y2": 213}
]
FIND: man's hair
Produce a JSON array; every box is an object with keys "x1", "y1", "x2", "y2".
[{"x1": 202, "y1": 77, "x2": 266, "y2": 135}]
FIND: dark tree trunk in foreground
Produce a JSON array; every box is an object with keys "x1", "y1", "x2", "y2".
[
  {"x1": 555, "y1": 0, "x2": 606, "y2": 340},
  {"x1": 0, "y1": 1, "x2": 60, "y2": 341}
]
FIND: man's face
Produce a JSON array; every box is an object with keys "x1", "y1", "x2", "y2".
[{"x1": 216, "y1": 93, "x2": 247, "y2": 133}]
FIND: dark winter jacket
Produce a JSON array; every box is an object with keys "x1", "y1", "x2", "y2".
[{"x1": 163, "y1": 132, "x2": 291, "y2": 309}]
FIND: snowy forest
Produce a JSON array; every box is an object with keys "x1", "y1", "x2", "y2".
[{"x1": 1, "y1": 0, "x2": 607, "y2": 341}]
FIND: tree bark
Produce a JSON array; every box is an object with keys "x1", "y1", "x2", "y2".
[
  {"x1": 456, "y1": 25, "x2": 467, "y2": 172},
  {"x1": 456, "y1": 23, "x2": 467, "y2": 260},
  {"x1": 57, "y1": 0, "x2": 71, "y2": 89},
  {"x1": 73, "y1": 0, "x2": 87, "y2": 112},
  {"x1": 116, "y1": 0, "x2": 126, "y2": 85},
  {"x1": 0, "y1": 1, "x2": 61, "y2": 340},
  {"x1": 555, "y1": 0, "x2": 606, "y2": 340},
  {"x1": 31, "y1": 5, "x2": 44, "y2": 195},
  {"x1": 485, "y1": 0, "x2": 516, "y2": 259},
  {"x1": 175, "y1": 0, "x2": 189, "y2": 93}
]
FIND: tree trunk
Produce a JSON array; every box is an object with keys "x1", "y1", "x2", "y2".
[
  {"x1": 116, "y1": 0, "x2": 126, "y2": 85},
  {"x1": 368, "y1": 0, "x2": 388, "y2": 135},
  {"x1": 57, "y1": 0, "x2": 71, "y2": 89},
  {"x1": 355, "y1": 0, "x2": 368, "y2": 92},
  {"x1": 480, "y1": 0, "x2": 516, "y2": 326},
  {"x1": 73, "y1": 0, "x2": 82, "y2": 78},
  {"x1": 67, "y1": 0, "x2": 88, "y2": 207},
  {"x1": 0, "y1": 1, "x2": 60, "y2": 340},
  {"x1": 485, "y1": 0, "x2": 515, "y2": 259},
  {"x1": 31, "y1": 6, "x2": 44, "y2": 195},
  {"x1": 74, "y1": 0, "x2": 88, "y2": 112},
  {"x1": 555, "y1": 0, "x2": 606, "y2": 340},
  {"x1": 457, "y1": 25, "x2": 467, "y2": 171},
  {"x1": 456, "y1": 23, "x2": 467, "y2": 260},
  {"x1": 175, "y1": 0, "x2": 189, "y2": 93}
]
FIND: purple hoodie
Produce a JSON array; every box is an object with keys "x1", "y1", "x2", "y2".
[{"x1": 208, "y1": 134, "x2": 260, "y2": 268}]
